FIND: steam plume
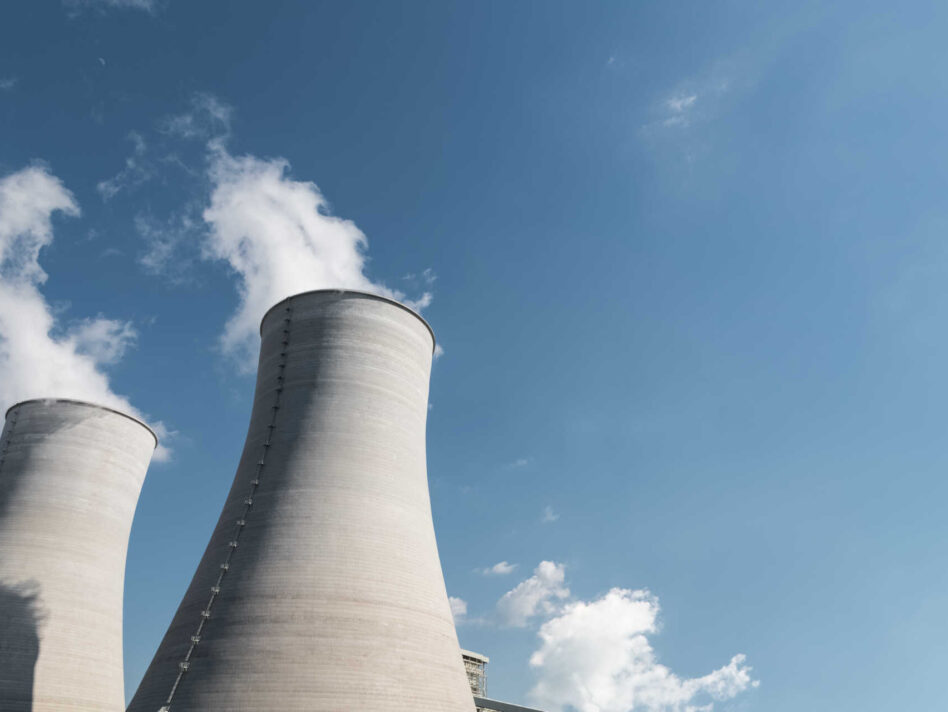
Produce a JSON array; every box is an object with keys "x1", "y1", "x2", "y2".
[
  {"x1": 0, "y1": 164, "x2": 169, "y2": 459},
  {"x1": 135, "y1": 94, "x2": 433, "y2": 369},
  {"x1": 203, "y1": 146, "x2": 427, "y2": 368}
]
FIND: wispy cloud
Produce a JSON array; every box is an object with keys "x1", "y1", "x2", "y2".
[
  {"x1": 504, "y1": 456, "x2": 533, "y2": 470},
  {"x1": 67, "y1": 316, "x2": 137, "y2": 365},
  {"x1": 97, "y1": 132, "x2": 151, "y2": 201},
  {"x1": 542, "y1": 505, "x2": 559, "y2": 523},
  {"x1": 666, "y1": 94, "x2": 698, "y2": 114},
  {"x1": 0, "y1": 77, "x2": 18, "y2": 91},
  {"x1": 528, "y1": 588, "x2": 758, "y2": 712},
  {"x1": 159, "y1": 93, "x2": 233, "y2": 141},
  {"x1": 63, "y1": 0, "x2": 159, "y2": 14},
  {"x1": 645, "y1": 62, "x2": 735, "y2": 135},
  {"x1": 663, "y1": 93, "x2": 698, "y2": 127},
  {"x1": 448, "y1": 596, "x2": 468, "y2": 624},
  {"x1": 135, "y1": 210, "x2": 202, "y2": 283},
  {"x1": 402, "y1": 267, "x2": 437, "y2": 287},
  {"x1": 477, "y1": 561, "x2": 518, "y2": 576},
  {"x1": 0, "y1": 163, "x2": 170, "y2": 459}
]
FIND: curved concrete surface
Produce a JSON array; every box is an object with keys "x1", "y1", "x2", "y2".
[
  {"x1": 129, "y1": 290, "x2": 474, "y2": 712},
  {"x1": 0, "y1": 399, "x2": 156, "y2": 712}
]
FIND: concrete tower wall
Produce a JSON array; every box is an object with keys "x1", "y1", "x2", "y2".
[
  {"x1": 0, "y1": 399, "x2": 157, "y2": 712},
  {"x1": 128, "y1": 290, "x2": 474, "y2": 712}
]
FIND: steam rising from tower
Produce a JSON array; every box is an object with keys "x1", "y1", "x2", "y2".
[{"x1": 128, "y1": 290, "x2": 473, "y2": 711}]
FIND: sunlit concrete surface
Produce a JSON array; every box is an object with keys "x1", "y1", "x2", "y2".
[
  {"x1": 0, "y1": 399, "x2": 156, "y2": 712},
  {"x1": 128, "y1": 290, "x2": 474, "y2": 712}
]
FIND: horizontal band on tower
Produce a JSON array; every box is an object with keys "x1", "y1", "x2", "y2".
[{"x1": 258, "y1": 289, "x2": 436, "y2": 353}]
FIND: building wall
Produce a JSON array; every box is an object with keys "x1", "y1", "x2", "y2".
[
  {"x1": 0, "y1": 399, "x2": 156, "y2": 712},
  {"x1": 128, "y1": 290, "x2": 474, "y2": 712}
]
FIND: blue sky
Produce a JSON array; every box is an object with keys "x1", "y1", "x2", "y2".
[{"x1": 2, "y1": 1, "x2": 947, "y2": 709}]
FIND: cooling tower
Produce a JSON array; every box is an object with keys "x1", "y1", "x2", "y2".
[
  {"x1": 0, "y1": 398, "x2": 157, "y2": 712},
  {"x1": 128, "y1": 290, "x2": 474, "y2": 712}
]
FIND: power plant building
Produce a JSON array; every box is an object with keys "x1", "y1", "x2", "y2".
[
  {"x1": 460, "y1": 649, "x2": 547, "y2": 712},
  {"x1": 463, "y1": 649, "x2": 489, "y2": 697},
  {"x1": 128, "y1": 290, "x2": 475, "y2": 711},
  {"x1": 0, "y1": 399, "x2": 157, "y2": 712}
]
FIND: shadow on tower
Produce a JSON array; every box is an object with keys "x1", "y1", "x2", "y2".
[{"x1": 0, "y1": 580, "x2": 44, "y2": 712}]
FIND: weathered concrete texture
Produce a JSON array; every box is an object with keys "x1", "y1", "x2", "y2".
[
  {"x1": 0, "y1": 399, "x2": 156, "y2": 712},
  {"x1": 128, "y1": 290, "x2": 474, "y2": 712}
]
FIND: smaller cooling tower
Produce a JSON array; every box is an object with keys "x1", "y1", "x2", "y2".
[{"x1": 0, "y1": 399, "x2": 157, "y2": 712}]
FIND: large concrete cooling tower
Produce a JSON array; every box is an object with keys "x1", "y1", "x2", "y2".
[
  {"x1": 129, "y1": 290, "x2": 474, "y2": 712},
  {"x1": 0, "y1": 398, "x2": 157, "y2": 712}
]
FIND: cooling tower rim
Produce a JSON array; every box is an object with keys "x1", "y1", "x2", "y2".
[
  {"x1": 461, "y1": 648, "x2": 491, "y2": 663},
  {"x1": 259, "y1": 288, "x2": 436, "y2": 353},
  {"x1": 5, "y1": 398, "x2": 159, "y2": 448}
]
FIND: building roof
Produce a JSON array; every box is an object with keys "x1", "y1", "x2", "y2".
[
  {"x1": 475, "y1": 697, "x2": 546, "y2": 712},
  {"x1": 461, "y1": 649, "x2": 490, "y2": 663}
]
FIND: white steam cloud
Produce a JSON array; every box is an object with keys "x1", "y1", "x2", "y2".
[
  {"x1": 203, "y1": 146, "x2": 424, "y2": 367},
  {"x1": 0, "y1": 164, "x2": 169, "y2": 459},
  {"x1": 134, "y1": 95, "x2": 433, "y2": 369},
  {"x1": 528, "y1": 588, "x2": 758, "y2": 712}
]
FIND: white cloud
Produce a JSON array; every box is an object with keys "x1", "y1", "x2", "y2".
[
  {"x1": 433, "y1": 343, "x2": 445, "y2": 359},
  {"x1": 0, "y1": 164, "x2": 170, "y2": 460},
  {"x1": 505, "y1": 456, "x2": 533, "y2": 469},
  {"x1": 666, "y1": 94, "x2": 697, "y2": 114},
  {"x1": 67, "y1": 316, "x2": 137, "y2": 365},
  {"x1": 528, "y1": 588, "x2": 758, "y2": 712},
  {"x1": 496, "y1": 561, "x2": 570, "y2": 627},
  {"x1": 449, "y1": 596, "x2": 468, "y2": 623},
  {"x1": 0, "y1": 77, "x2": 18, "y2": 91},
  {"x1": 478, "y1": 561, "x2": 518, "y2": 576},
  {"x1": 159, "y1": 93, "x2": 233, "y2": 140},
  {"x1": 97, "y1": 132, "x2": 151, "y2": 201},
  {"x1": 542, "y1": 505, "x2": 560, "y2": 523},
  {"x1": 491, "y1": 563, "x2": 758, "y2": 711}
]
